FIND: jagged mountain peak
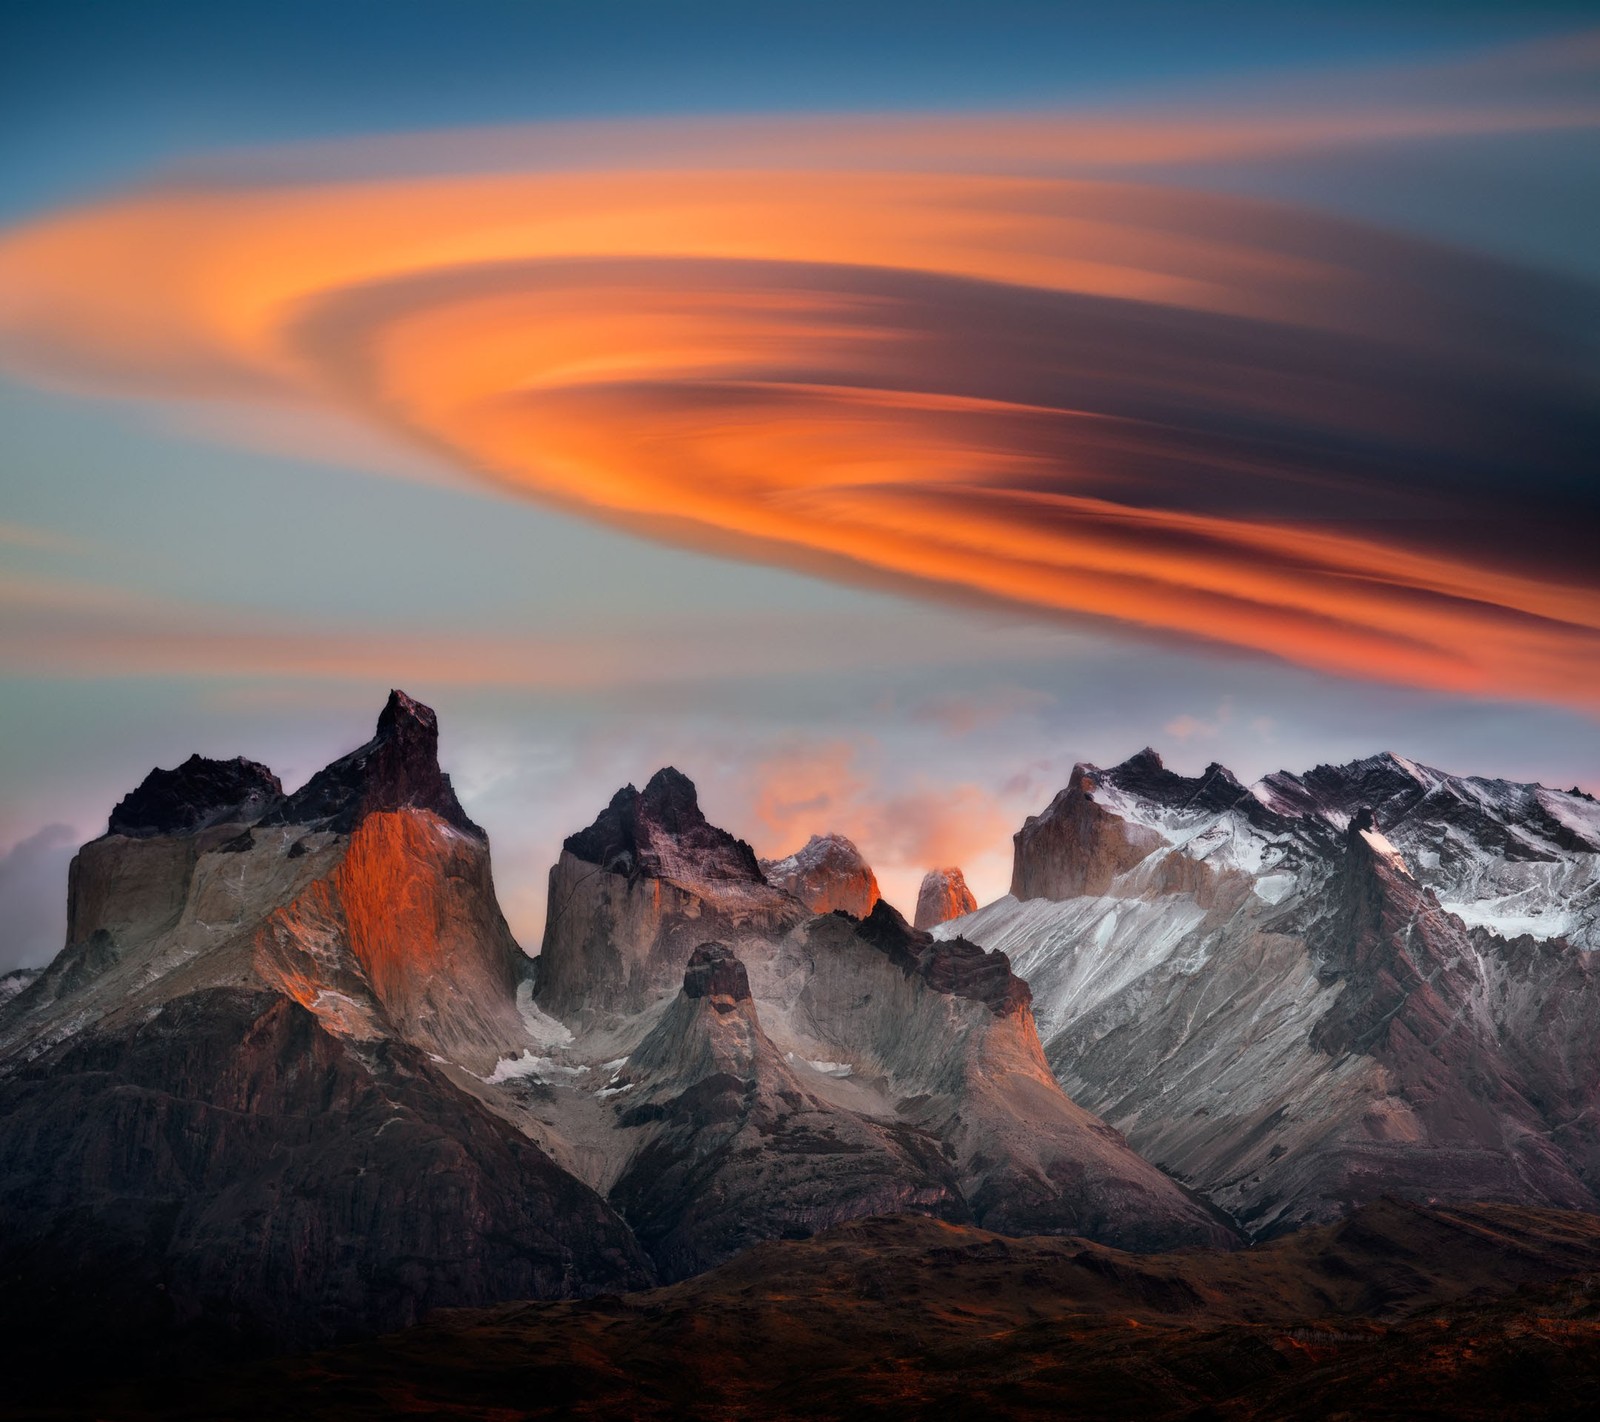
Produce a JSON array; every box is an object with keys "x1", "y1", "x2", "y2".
[
  {"x1": 106, "y1": 753, "x2": 282, "y2": 838},
  {"x1": 638, "y1": 765, "x2": 708, "y2": 830},
  {"x1": 914, "y1": 865, "x2": 976, "y2": 930},
  {"x1": 1343, "y1": 749, "x2": 1435, "y2": 780},
  {"x1": 761, "y1": 832, "x2": 879, "y2": 917},
  {"x1": 262, "y1": 689, "x2": 481, "y2": 838},
  {"x1": 376, "y1": 686, "x2": 438, "y2": 735},
  {"x1": 539, "y1": 770, "x2": 798, "y2": 1016},
  {"x1": 564, "y1": 766, "x2": 764, "y2": 887},
  {"x1": 1102, "y1": 749, "x2": 1248, "y2": 814},
  {"x1": 1116, "y1": 746, "x2": 1166, "y2": 773}
]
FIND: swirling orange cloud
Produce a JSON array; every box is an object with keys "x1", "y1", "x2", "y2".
[{"x1": 1, "y1": 94, "x2": 1597, "y2": 707}]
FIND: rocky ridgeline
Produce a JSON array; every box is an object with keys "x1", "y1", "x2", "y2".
[
  {"x1": 6, "y1": 699, "x2": 1596, "y2": 1378},
  {"x1": 0, "y1": 699, "x2": 1234, "y2": 1378},
  {"x1": 946, "y1": 746, "x2": 1600, "y2": 1236}
]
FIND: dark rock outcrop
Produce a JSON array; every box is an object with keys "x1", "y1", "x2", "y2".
[
  {"x1": 608, "y1": 945, "x2": 966, "y2": 1280},
  {"x1": 565, "y1": 766, "x2": 762, "y2": 884},
  {"x1": 682, "y1": 941, "x2": 752, "y2": 1004},
  {"x1": 107, "y1": 754, "x2": 282, "y2": 838},
  {"x1": 1105, "y1": 748, "x2": 1251, "y2": 816},
  {"x1": 262, "y1": 689, "x2": 482, "y2": 838},
  {"x1": 855, "y1": 900, "x2": 1031, "y2": 1019}
]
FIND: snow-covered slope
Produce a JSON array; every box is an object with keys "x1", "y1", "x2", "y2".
[
  {"x1": 1252, "y1": 752, "x2": 1600, "y2": 946},
  {"x1": 941, "y1": 748, "x2": 1600, "y2": 1235}
]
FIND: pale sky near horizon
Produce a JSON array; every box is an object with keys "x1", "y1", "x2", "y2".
[{"x1": 2, "y1": 1, "x2": 1597, "y2": 970}]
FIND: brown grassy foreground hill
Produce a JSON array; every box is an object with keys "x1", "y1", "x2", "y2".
[{"x1": 27, "y1": 1198, "x2": 1600, "y2": 1421}]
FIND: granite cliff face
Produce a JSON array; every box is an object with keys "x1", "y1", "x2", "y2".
[
  {"x1": 760, "y1": 833, "x2": 880, "y2": 918},
  {"x1": 10, "y1": 690, "x2": 527, "y2": 1073},
  {"x1": 914, "y1": 865, "x2": 977, "y2": 929},
  {"x1": 536, "y1": 768, "x2": 802, "y2": 1018},
  {"x1": 0, "y1": 693, "x2": 651, "y2": 1370},
  {"x1": 946, "y1": 748, "x2": 1600, "y2": 1235},
  {"x1": 519, "y1": 772, "x2": 1233, "y2": 1259}
]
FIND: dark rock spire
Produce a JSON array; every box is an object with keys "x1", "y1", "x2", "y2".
[{"x1": 262, "y1": 689, "x2": 482, "y2": 838}]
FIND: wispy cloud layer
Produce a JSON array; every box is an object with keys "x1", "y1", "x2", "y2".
[{"x1": 1, "y1": 31, "x2": 1596, "y2": 707}]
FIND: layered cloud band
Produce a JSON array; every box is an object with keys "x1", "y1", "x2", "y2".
[{"x1": 1, "y1": 86, "x2": 1597, "y2": 706}]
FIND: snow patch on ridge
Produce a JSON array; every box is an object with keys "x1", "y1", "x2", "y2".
[
  {"x1": 1359, "y1": 827, "x2": 1412, "y2": 877},
  {"x1": 1088, "y1": 781, "x2": 1297, "y2": 880},
  {"x1": 517, "y1": 980, "x2": 574, "y2": 1048},
  {"x1": 939, "y1": 893, "x2": 1208, "y2": 1037},
  {"x1": 787, "y1": 1051, "x2": 853, "y2": 1078},
  {"x1": 485, "y1": 1051, "x2": 586, "y2": 1085}
]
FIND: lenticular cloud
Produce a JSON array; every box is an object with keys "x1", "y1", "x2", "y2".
[{"x1": 0, "y1": 106, "x2": 1596, "y2": 707}]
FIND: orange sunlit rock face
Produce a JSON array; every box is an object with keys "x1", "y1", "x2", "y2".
[
  {"x1": 334, "y1": 810, "x2": 523, "y2": 1054},
  {"x1": 0, "y1": 120, "x2": 1595, "y2": 706},
  {"x1": 253, "y1": 810, "x2": 526, "y2": 1069}
]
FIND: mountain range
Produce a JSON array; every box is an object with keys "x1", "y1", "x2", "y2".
[
  {"x1": 3, "y1": 691, "x2": 1598, "y2": 1415},
  {"x1": 944, "y1": 747, "x2": 1600, "y2": 1235}
]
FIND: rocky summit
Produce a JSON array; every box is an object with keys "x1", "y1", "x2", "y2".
[
  {"x1": 108, "y1": 754, "x2": 283, "y2": 837},
  {"x1": 914, "y1": 864, "x2": 977, "y2": 929},
  {"x1": 536, "y1": 767, "x2": 801, "y2": 1017},
  {"x1": 760, "y1": 832, "x2": 880, "y2": 917}
]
